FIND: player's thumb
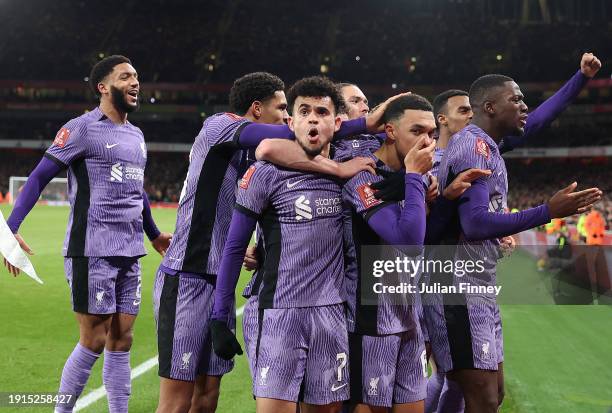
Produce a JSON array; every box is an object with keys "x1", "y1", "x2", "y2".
[
  {"x1": 562, "y1": 182, "x2": 578, "y2": 194},
  {"x1": 19, "y1": 239, "x2": 34, "y2": 255}
]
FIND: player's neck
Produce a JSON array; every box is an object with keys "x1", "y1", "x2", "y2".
[
  {"x1": 471, "y1": 115, "x2": 503, "y2": 143},
  {"x1": 374, "y1": 143, "x2": 402, "y2": 171},
  {"x1": 437, "y1": 128, "x2": 452, "y2": 149},
  {"x1": 99, "y1": 100, "x2": 128, "y2": 124}
]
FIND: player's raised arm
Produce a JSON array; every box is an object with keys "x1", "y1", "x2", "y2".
[{"x1": 500, "y1": 52, "x2": 602, "y2": 152}]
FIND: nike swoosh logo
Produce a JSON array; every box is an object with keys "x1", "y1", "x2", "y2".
[
  {"x1": 287, "y1": 179, "x2": 306, "y2": 189},
  {"x1": 133, "y1": 300, "x2": 141, "y2": 306},
  {"x1": 331, "y1": 383, "x2": 347, "y2": 392},
  {"x1": 106, "y1": 143, "x2": 119, "y2": 149}
]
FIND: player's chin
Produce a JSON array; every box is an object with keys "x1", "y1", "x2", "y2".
[
  {"x1": 124, "y1": 100, "x2": 139, "y2": 113},
  {"x1": 512, "y1": 124, "x2": 525, "y2": 136}
]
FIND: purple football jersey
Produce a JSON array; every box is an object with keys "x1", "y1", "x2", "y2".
[
  {"x1": 437, "y1": 124, "x2": 508, "y2": 283},
  {"x1": 235, "y1": 161, "x2": 345, "y2": 309},
  {"x1": 162, "y1": 113, "x2": 251, "y2": 275},
  {"x1": 431, "y1": 147, "x2": 445, "y2": 178},
  {"x1": 331, "y1": 134, "x2": 384, "y2": 162},
  {"x1": 44, "y1": 107, "x2": 147, "y2": 257},
  {"x1": 342, "y1": 151, "x2": 419, "y2": 336}
]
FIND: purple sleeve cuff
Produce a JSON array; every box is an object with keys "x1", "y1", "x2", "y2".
[
  {"x1": 238, "y1": 123, "x2": 294, "y2": 148},
  {"x1": 500, "y1": 70, "x2": 588, "y2": 153},
  {"x1": 7, "y1": 157, "x2": 62, "y2": 233},
  {"x1": 212, "y1": 209, "x2": 257, "y2": 322},
  {"x1": 458, "y1": 179, "x2": 551, "y2": 240},
  {"x1": 367, "y1": 173, "x2": 426, "y2": 251},
  {"x1": 142, "y1": 192, "x2": 161, "y2": 241},
  {"x1": 335, "y1": 117, "x2": 367, "y2": 140}
]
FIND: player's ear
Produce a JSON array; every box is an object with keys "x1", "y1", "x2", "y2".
[
  {"x1": 287, "y1": 116, "x2": 295, "y2": 132},
  {"x1": 484, "y1": 100, "x2": 495, "y2": 116},
  {"x1": 437, "y1": 113, "x2": 447, "y2": 127},
  {"x1": 251, "y1": 101, "x2": 263, "y2": 120},
  {"x1": 334, "y1": 114, "x2": 342, "y2": 132},
  {"x1": 384, "y1": 123, "x2": 395, "y2": 141},
  {"x1": 97, "y1": 82, "x2": 108, "y2": 96}
]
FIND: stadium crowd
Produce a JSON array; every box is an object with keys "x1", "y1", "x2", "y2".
[{"x1": 2, "y1": 0, "x2": 611, "y2": 85}]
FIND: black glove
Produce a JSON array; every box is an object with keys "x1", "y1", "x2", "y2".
[
  {"x1": 370, "y1": 168, "x2": 405, "y2": 202},
  {"x1": 210, "y1": 319, "x2": 243, "y2": 360}
]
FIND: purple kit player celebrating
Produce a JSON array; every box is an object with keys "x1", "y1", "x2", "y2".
[
  {"x1": 422, "y1": 51, "x2": 602, "y2": 413},
  {"x1": 152, "y1": 72, "x2": 375, "y2": 413},
  {"x1": 429, "y1": 74, "x2": 601, "y2": 413},
  {"x1": 3, "y1": 55, "x2": 171, "y2": 413},
  {"x1": 342, "y1": 94, "x2": 487, "y2": 413},
  {"x1": 342, "y1": 94, "x2": 436, "y2": 413},
  {"x1": 152, "y1": 72, "x2": 288, "y2": 413},
  {"x1": 210, "y1": 76, "x2": 352, "y2": 413}
]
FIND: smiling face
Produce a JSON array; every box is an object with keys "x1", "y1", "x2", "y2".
[
  {"x1": 99, "y1": 62, "x2": 140, "y2": 113},
  {"x1": 288, "y1": 96, "x2": 341, "y2": 157},
  {"x1": 490, "y1": 81, "x2": 529, "y2": 136}
]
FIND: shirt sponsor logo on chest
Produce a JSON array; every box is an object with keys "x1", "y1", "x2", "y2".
[
  {"x1": 293, "y1": 193, "x2": 342, "y2": 221},
  {"x1": 110, "y1": 162, "x2": 144, "y2": 183}
]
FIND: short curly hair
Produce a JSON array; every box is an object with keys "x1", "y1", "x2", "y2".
[
  {"x1": 89, "y1": 55, "x2": 132, "y2": 96},
  {"x1": 287, "y1": 76, "x2": 344, "y2": 115},
  {"x1": 229, "y1": 72, "x2": 285, "y2": 115}
]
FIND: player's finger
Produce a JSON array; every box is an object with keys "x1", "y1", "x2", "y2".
[
  {"x1": 463, "y1": 168, "x2": 492, "y2": 181},
  {"x1": 593, "y1": 57, "x2": 602, "y2": 69},
  {"x1": 5, "y1": 259, "x2": 15, "y2": 276},
  {"x1": 578, "y1": 194, "x2": 601, "y2": 208},
  {"x1": 568, "y1": 187, "x2": 601, "y2": 198},
  {"x1": 424, "y1": 139, "x2": 436, "y2": 152},
  {"x1": 20, "y1": 241, "x2": 34, "y2": 255},
  {"x1": 355, "y1": 156, "x2": 376, "y2": 167},
  {"x1": 9, "y1": 262, "x2": 19, "y2": 277},
  {"x1": 365, "y1": 165, "x2": 376, "y2": 175},
  {"x1": 411, "y1": 135, "x2": 427, "y2": 151},
  {"x1": 576, "y1": 205, "x2": 593, "y2": 215}
]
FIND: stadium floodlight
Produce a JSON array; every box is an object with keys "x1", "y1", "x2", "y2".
[{"x1": 8, "y1": 176, "x2": 69, "y2": 206}]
